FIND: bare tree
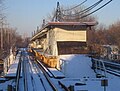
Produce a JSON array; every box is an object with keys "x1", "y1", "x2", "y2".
[
  {"x1": 107, "y1": 21, "x2": 120, "y2": 48},
  {"x1": 0, "y1": 1, "x2": 25, "y2": 58}
]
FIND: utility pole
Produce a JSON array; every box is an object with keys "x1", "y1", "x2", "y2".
[
  {"x1": 0, "y1": 21, "x2": 3, "y2": 50},
  {"x1": 55, "y1": 2, "x2": 61, "y2": 22},
  {"x1": 42, "y1": 19, "x2": 45, "y2": 27},
  {"x1": 0, "y1": 17, "x2": 7, "y2": 51},
  {"x1": 7, "y1": 26, "x2": 11, "y2": 51}
]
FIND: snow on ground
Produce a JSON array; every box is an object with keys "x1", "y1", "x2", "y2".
[
  {"x1": 5, "y1": 60, "x2": 18, "y2": 77},
  {"x1": 1, "y1": 52, "x2": 120, "y2": 91},
  {"x1": 5, "y1": 55, "x2": 22, "y2": 78},
  {"x1": 58, "y1": 54, "x2": 120, "y2": 91},
  {"x1": 26, "y1": 55, "x2": 54, "y2": 91},
  {"x1": 59, "y1": 54, "x2": 96, "y2": 78},
  {"x1": 0, "y1": 79, "x2": 15, "y2": 91}
]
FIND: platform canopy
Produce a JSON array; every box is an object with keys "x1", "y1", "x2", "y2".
[{"x1": 31, "y1": 22, "x2": 97, "y2": 41}]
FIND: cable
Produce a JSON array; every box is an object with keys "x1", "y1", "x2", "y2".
[
  {"x1": 73, "y1": 0, "x2": 103, "y2": 16},
  {"x1": 62, "y1": 0, "x2": 103, "y2": 17},
  {"x1": 80, "y1": 0, "x2": 112, "y2": 19},
  {"x1": 62, "y1": 0, "x2": 87, "y2": 11},
  {"x1": 60, "y1": 0, "x2": 112, "y2": 21}
]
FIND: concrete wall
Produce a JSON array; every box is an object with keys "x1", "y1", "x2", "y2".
[
  {"x1": 47, "y1": 29, "x2": 58, "y2": 56},
  {"x1": 33, "y1": 27, "x2": 87, "y2": 56},
  {"x1": 48, "y1": 28, "x2": 87, "y2": 56},
  {"x1": 54, "y1": 28, "x2": 86, "y2": 42}
]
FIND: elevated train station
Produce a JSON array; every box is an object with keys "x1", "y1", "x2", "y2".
[
  {"x1": 1, "y1": 1, "x2": 120, "y2": 91},
  {"x1": 1, "y1": 22, "x2": 120, "y2": 91},
  {"x1": 30, "y1": 22, "x2": 97, "y2": 68}
]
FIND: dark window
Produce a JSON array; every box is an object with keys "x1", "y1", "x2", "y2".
[{"x1": 57, "y1": 41, "x2": 88, "y2": 55}]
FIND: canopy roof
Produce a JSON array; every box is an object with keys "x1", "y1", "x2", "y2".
[{"x1": 31, "y1": 22, "x2": 97, "y2": 41}]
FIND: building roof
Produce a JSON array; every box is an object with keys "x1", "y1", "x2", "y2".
[{"x1": 45, "y1": 21, "x2": 97, "y2": 27}]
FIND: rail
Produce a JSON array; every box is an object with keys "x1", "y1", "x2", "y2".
[
  {"x1": 15, "y1": 56, "x2": 22, "y2": 91},
  {"x1": 28, "y1": 58, "x2": 46, "y2": 91},
  {"x1": 36, "y1": 59, "x2": 58, "y2": 91},
  {"x1": 58, "y1": 81, "x2": 70, "y2": 91},
  {"x1": 23, "y1": 56, "x2": 28, "y2": 91},
  {"x1": 105, "y1": 68, "x2": 120, "y2": 77},
  {"x1": 92, "y1": 58, "x2": 120, "y2": 77},
  {"x1": 103, "y1": 61, "x2": 120, "y2": 70},
  {"x1": 103, "y1": 61, "x2": 120, "y2": 77}
]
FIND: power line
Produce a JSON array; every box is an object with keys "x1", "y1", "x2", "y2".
[
  {"x1": 52, "y1": 0, "x2": 87, "y2": 21},
  {"x1": 62, "y1": 0, "x2": 87, "y2": 11},
  {"x1": 52, "y1": 0, "x2": 112, "y2": 22},
  {"x1": 61, "y1": 0, "x2": 103, "y2": 17},
  {"x1": 80, "y1": 0, "x2": 112, "y2": 19},
  {"x1": 60, "y1": 0, "x2": 112, "y2": 21}
]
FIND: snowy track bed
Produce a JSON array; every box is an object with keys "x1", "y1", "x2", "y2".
[
  {"x1": 35, "y1": 59, "x2": 64, "y2": 91},
  {"x1": 22, "y1": 55, "x2": 55, "y2": 91},
  {"x1": 2, "y1": 50, "x2": 120, "y2": 91}
]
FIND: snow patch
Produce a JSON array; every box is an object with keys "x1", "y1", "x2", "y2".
[{"x1": 59, "y1": 54, "x2": 96, "y2": 78}]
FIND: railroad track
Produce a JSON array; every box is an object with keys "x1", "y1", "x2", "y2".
[
  {"x1": 35, "y1": 59, "x2": 58, "y2": 91},
  {"x1": 105, "y1": 67, "x2": 120, "y2": 77},
  {"x1": 22, "y1": 49, "x2": 71, "y2": 91},
  {"x1": 22, "y1": 52, "x2": 38, "y2": 91},
  {"x1": 103, "y1": 60, "x2": 120, "y2": 77},
  {"x1": 23, "y1": 56, "x2": 28, "y2": 91},
  {"x1": 28, "y1": 58, "x2": 48, "y2": 91},
  {"x1": 35, "y1": 59, "x2": 71, "y2": 91},
  {"x1": 23, "y1": 52, "x2": 59, "y2": 91},
  {"x1": 16, "y1": 51, "x2": 22, "y2": 91},
  {"x1": 103, "y1": 61, "x2": 120, "y2": 70},
  {"x1": 92, "y1": 58, "x2": 120, "y2": 77}
]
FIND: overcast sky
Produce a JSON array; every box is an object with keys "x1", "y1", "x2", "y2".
[{"x1": 5, "y1": 0, "x2": 120, "y2": 37}]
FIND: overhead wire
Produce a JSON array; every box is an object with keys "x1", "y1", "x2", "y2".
[
  {"x1": 61, "y1": 0, "x2": 87, "y2": 11},
  {"x1": 61, "y1": 0, "x2": 103, "y2": 17},
  {"x1": 80, "y1": 0, "x2": 112, "y2": 19},
  {"x1": 52, "y1": 0, "x2": 113, "y2": 22},
  {"x1": 60, "y1": 0, "x2": 112, "y2": 21}
]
